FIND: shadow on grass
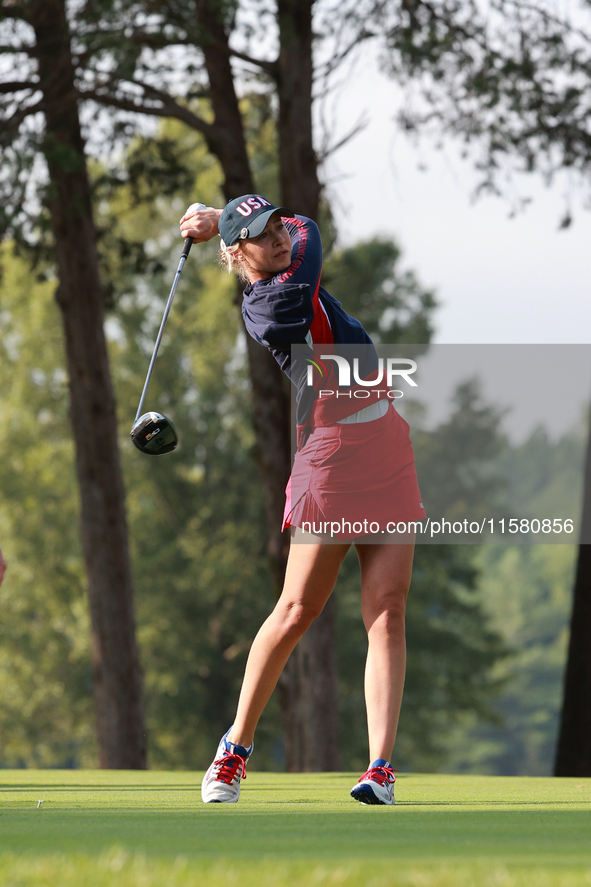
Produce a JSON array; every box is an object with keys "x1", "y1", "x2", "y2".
[{"x1": 0, "y1": 785, "x2": 199, "y2": 792}]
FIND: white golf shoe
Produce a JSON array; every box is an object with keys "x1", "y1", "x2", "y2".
[
  {"x1": 201, "y1": 731, "x2": 253, "y2": 803},
  {"x1": 350, "y1": 759, "x2": 396, "y2": 805}
]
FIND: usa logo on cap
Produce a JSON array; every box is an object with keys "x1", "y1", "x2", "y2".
[
  {"x1": 219, "y1": 194, "x2": 293, "y2": 246},
  {"x1": 234, "y1": 196, "x2": 272, "y2": 218}
]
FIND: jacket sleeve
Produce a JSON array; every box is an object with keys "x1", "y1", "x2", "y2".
[
  {"x1": 274, "y1": 216, "x2": 323, "y2": 291},
  {"x1": 242, "y1": 281, "x2": 314, "y2": 350}
]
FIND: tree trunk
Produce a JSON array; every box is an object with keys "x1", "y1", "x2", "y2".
[
  {"x1": 197, "y1": 0, "x2": 341, "y2": 770},
  {"x1": 275, "y1": 0, "x2": 342, "y2": 771},
  {"x1": 195, "y1": 0, "x2": 254, "y2": 198},
  {"x1": 243, "y1": 335, "x2": 293, "y2": 591},
  {"x1": 554, "y1": 403, "x2": 591, "y2": 776},
  {"x1": 30, "y1": 0, "x2": 146, "y2": 768},
  {"x1": 196, "y1": 0, "x2": 292, "y2": 592},
  {"x1": 277, "y1": 594, "x2": 342, "y2": 771},
  {"x1": 276, "y1": 0, "x2": 322, "y2": 218}
]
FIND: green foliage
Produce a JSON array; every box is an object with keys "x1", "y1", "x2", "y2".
[
  {"x1": 337, "y1": 542, "x2": 508, "y2": 773},
  {"x1": 442, "y1": 543, "x2": 576, "y2": 777},
  {"x1": 0, "y1": 0, "x2": 585, "y2": 779},
  {"x1": 325, "y1": 238, "x2": 508, "y2": 771},
  {"x1": 379, "y1": 0, "x2": 591, "y2": 215},
  {"x1": 0, "y1": 242, "x2": 96, "y2": 767},
  {"x1": 95, "y1": 125, "x2": 504, "y2": 772},
  {"x1": 412, "y1": 378, "x2": 509, "y2": 522},
  {"x1": 0, "y1": 126, "x2": 281, "y2": 769},
  {"x1": 322, "y1": 238, "x2": 436, "y2": 345},
  {"x1": 242, "y1": 93, "x2": 280, "y2": 202},
  {"x1": 93, "y1": 132, "x2": 282, "y2": 769},
  {"x1": 434, "y1": 417, "x2": 584, "y2": 775},
  {"x1": 498, "y1": 424, "x2": 586, "y2": 524},
  {"x1": 412, "y1": 409, "x2": 581, "y2": 774},
  {"x1": 336, "y1": 435, "x2": 509, "y2": 773},
  {"x1": 0, "y1": 121, "x2": 575, "y2": 777},
  {"x1": 0, "y1": 152, "x2": 509, "y2": 772}
]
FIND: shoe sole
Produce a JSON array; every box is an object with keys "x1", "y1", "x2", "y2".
[{"x1": 350, "y1": 784, "x2": 394, "y2": 806}]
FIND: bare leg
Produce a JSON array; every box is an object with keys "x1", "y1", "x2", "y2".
[
  {"x1": 228, "y1": 540, "x2": 350, "y2": 748},
  {"x1": 355, "y1": 542, "x2": 415, "y2": 764}
]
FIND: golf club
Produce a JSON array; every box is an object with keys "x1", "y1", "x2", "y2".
[{"x1": 130, "y1": 202, "x2": 206, "y2": 454}]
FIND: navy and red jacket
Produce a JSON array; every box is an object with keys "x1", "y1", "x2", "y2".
[{"x1": 241, "y1": 215, "x2": 378, "y2": 428}]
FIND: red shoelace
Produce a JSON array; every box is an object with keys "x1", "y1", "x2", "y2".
[
  {"x1": 358, "y1": 765, "x2": 397, "y2": 786},
  {"x1": 213, "y1": 752, "x2": 248, "y2": 785}
]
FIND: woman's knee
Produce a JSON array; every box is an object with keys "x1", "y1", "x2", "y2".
[
  {"x1": 362, "y1": 588, "x2": 408, "y2": 635},
  {"x1": 276, "y1": 598, "x2": 325, "y2": 637}
]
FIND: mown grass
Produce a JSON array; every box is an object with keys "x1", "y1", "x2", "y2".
[{"x1": 0, "y1": 770, "x2": 590, "y2": 886}]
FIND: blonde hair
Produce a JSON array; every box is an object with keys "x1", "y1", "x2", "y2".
[{"x1": 219, "y1": 239, "x2": 250, "y2": 283}]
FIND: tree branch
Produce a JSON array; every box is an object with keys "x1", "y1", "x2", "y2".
[
  {"x1": 315, "y1": 28, "x2": 376, "y2": 80},
  {"x1": 84, "y1": 22, "x2": 279, "y2": 78},
  {"x1": 317, "y1": 114, "x2": 368, "y2": 163},
  {"x1": 81, "y1": 80, "x2": 217, "y2": 141},
  {"x1": 0, "y1": 99, "x2": 44, "y2": 135},
  {"x1": 0, "y1": 80, "x2": 38, "y2": 93},
  {"x1": 228, "y1": 46, "x2": 279, "y2": 78},
  {"x1": 499, "y1": 0, "x2": 591, "y2": 48},
  {"x1": 0, "y1": 44, "x2": 35, "y2": 54},
  {"x1": 84, "y1": 26, "x2": 193, "y2": 51}
]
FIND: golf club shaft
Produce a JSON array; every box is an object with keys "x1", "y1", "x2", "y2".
[{"x1": 134, "y1": 238, "x2": 193, "y2": 424}]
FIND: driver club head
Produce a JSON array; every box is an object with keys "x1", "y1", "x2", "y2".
[{"x1": 130, "y1": 411, "x2": 179, "y2": 455}]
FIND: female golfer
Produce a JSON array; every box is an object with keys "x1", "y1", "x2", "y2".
[{"x1": 180, "y1": 195, "x2": 424, "y2": 805}]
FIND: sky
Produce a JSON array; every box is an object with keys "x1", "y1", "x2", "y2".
[{"x1": 322, "y1": 54, "x2": 590, "y2": 347}]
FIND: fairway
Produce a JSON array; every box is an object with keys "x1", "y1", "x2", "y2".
[{"x1": 1, "y1": 771, "x2": 590, "y2": 886}]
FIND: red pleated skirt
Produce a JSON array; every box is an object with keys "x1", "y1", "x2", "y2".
[{"x1": 282, "y1": 404, "x2": 425, "y2": 540}]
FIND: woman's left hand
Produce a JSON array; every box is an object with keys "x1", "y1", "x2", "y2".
[{"x1": 180, "y1": 206, "x2": 222, "y2": 243}]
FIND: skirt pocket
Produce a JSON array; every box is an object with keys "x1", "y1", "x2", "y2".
[{"x1": 306, "y1": 434, "x2": 342, "y2": 468}]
